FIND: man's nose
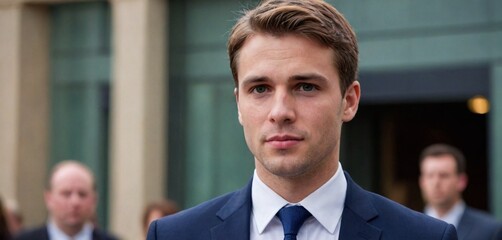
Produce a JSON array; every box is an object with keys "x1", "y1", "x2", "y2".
[
  {"x1": 69, "y1": 193, "x2": 82, "y2": 205},
  {"x1": 268, "y1": 90, "x2": 296, "y2": 125},
  {"x1": 431, "y1": 176, "x2": 441, "y2": 187}
]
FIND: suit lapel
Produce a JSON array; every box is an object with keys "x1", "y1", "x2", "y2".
[
  {"x1": 209, "y1": 173, "x2": 384, "y2": 240},
  {"x1": 340, "y1": 172, "x2": 382, "y2": 240},
  {"x1": 42, "y1": 226, "x2": 51, "y2": 240},
  {"x1": 210, "y1": 179, "x2": 253, "y2": 240},
  {"x1": 456, "y1": 208, "x2": 472, "y2": 239}
]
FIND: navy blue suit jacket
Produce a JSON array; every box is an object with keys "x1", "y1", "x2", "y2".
[
  {"x1": 456, "y1": 207, "x2": 502, "y2": 240},
  {"x1": 148, "y1": 172, "x2": 457, "y2": 239}
]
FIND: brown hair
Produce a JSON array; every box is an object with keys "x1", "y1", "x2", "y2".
[
  {"x1": 227, "y1": 0, "x2": 358, "y2": 95},
  {"x1": 142, "y1": 199, "x2": 179, "y2": 232},
  {"x1": 419, "y1": 143, "x2": 466, "y2": 174}
]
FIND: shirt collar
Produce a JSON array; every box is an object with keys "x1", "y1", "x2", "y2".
[
  {"x1": 47, "y1": 219, "x2": 93, "y2": 240},
  {"x1": 251, "y1": 162, "x2": 347, "y2": 234},
  {"x1": 425, "y1": 201, "x2": 466, "y2": 228}
]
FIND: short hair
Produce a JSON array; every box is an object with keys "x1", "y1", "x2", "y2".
[
  {"x1": 46, "y1": 160, "x2": 97, "y2": 191},
  {"x1": 419, "y1": 144, "x2": 466, "y2": 174},
  {"x1": 227, "y1": 0, "x2": 358, "y2": 95}
]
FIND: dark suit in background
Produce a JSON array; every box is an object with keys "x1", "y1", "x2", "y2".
[
  {"x1": 494, "y1": 225, "x2": 502, "y2": 240},
  {"x1": 457, "y1": 207, "x2": 502, "y2": 240},
  {"x1": 14, "y1": 225, "x2": 118, "y2": 240},
  {"x1": 147, "y1": 173, "x2": 457, "y2": 240},
  {"x1": 419, "y1": 144, "x2": 501, "y2": 240}
]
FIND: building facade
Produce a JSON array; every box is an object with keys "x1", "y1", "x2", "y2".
[{"x1": 1, "y1": 0, "x2": 501, "y2": 239}]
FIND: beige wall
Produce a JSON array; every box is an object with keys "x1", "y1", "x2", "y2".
[
  {"x1": 110, "y1": 0, "x2": 167, "y2": 238},
  {"x1": 0, "y1": 3, "x2": 50, "y2": 227}
]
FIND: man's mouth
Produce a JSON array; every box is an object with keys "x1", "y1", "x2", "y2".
[{"x1": 265, "y1": 134, "x2": 303, "y2": 148}]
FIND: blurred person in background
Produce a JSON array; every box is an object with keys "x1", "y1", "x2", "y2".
[
  {"x1": 142, "y1": 199, "x2": 178, "y2": 238},
  {"x1": 4, "y1": 199, "x2": 23, "y2": 236},
  {"x1": 419, "y1": 143, "x2": 502, "y2": 240},
  {"x1": 0, "y1": 196, "x2": 12, "y2": 240},
  {"x1": 14, "y1": 160, "x2": 118, "y2": 240}
]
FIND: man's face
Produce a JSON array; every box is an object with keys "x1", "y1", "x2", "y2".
[
  {"x1": 45, "y1": 165, "x2": 96, "y2": 232},
  {"x1": 235, "y1": 33, "x2": 360, "y2": 181},
  {"x1": 419, "y1": 155, "x2": 466, "y2": 209}
]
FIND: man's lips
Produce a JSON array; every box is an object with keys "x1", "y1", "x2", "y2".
[{"x1": 265, "y1": 135, "x2": 303, "y2": 148}]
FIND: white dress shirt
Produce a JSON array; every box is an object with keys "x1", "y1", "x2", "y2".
[
  {"x1": 425, "y1": 201, "x2": 466, "y2": 229},
  {"x1": 47, "y1": 219, "x2": 93, "y2": 240},
  {"x1": 250, "y1": 163, "x2": 347, "y2": 240}
]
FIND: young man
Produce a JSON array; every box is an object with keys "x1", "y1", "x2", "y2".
[
  {"x1": 148, "y1": 1, "x2": 457, "y2": 239},
  {"x1": 14, "y1": 161, "x2": 118, "y2": 240},
  {"x1": 419, "y1": 143, "x2": 502, "y2": 240}
]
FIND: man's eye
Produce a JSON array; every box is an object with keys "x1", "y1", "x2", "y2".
[
  {"x1": 299, "y1": 83, "x2": 315, "y2": 91},
  {"x1": 252, "y1": 85, "x2": 268, "y2": 93},
  {"x1": 79, "y1": 191, "x2": 88, "y2": 198}
]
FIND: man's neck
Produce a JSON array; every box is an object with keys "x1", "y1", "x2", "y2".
[
  {"x1": 432, "y1": 199, "x2": 462, "y2": 218},
  {"x1": 256, "y1": 160, "x2": 339, "y2": 203},
  {"x1": 60, "y1": 225, "x2": 84, "y2": 237},
  {"x1": 49, "y1": 219, "x2": 86, "y2": 237}
]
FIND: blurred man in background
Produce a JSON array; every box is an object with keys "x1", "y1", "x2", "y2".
[
  {"x1": 14, "y1": 160, "x2": 118, "y2": 240},
  {"x1": 419, "y1": 143, "x2": 502, "y2": 240}
]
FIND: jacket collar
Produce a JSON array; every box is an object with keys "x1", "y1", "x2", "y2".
[
  {"x1": 340, "y1": 171, "x2": 382, "y2": 240},
  {"x1": 209, "y1": 172, "x2": 383, "y2": 240},
  {"x1": 210, "y1": 179, "x2": 253, "y2": 240}
]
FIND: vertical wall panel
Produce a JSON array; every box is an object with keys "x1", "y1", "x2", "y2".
[
  {"x1": 167, "y1": 0, "x2": 256, "y2": 208},
  {"x1": 490, "y1": 63, "x2": 502, "y2": 218},
  {"x1": 49, "y1": 1, "x2": 111, "y2": 228}
]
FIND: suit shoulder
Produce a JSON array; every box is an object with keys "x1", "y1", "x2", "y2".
[
  {"x1": 147, "y1": 184, "x2": 251, "y2": 240},
  {"x1": 93, "y1": 228, "x2": 120, "y2": 240},
  {"x1": 13, "y1": 225, "x2": 48, "y2": 240},
  {"x1": 344, "y1": 172, "x2": 457, "y2": 239},
  {"x1": 164, "y1": 191, "x2": 237, "y2": 223},
  {"x1": 369, "y1": 191, "x2": 442, "y2": 223},
  {"x1": 463, "y1": 207, "x2": 500, "y2": 223},
  {"x1": 149, "y1": 190, "x2": 241, "y2": 239},
  {"x1": 460, "y1": 206, "x2": 502, "y2": 233},
  {"x1": 367, "y1": 191, "x2": 457, "y2": 238}
]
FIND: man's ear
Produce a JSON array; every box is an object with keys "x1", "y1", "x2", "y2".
[
  {"x1": 234, "y1": 88, "x2": 243, "y2": 125},
  {"x1": 342, "y1": 81, "x2": 361, "y2": 122},
  {"x1": 457, "y1": 173, "x2": 468, "y2": 193},
  {"x1": 44, "y1": 190, "x2": 52, "y2": 210}
]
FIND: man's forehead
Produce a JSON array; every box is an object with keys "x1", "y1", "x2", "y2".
[
  {"x1": 422, "y1": 155, "x2": 457, "y2": 171},
  {"x1": 50, "y1": 164, "x2": 94, "y2": 189}
]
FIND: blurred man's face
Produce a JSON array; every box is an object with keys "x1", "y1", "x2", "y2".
[
  {"x1": 45, "y1": 164, "x2": 96, "y2": 234},
  {"x1": 419, "y1": 155, "x2": 466, "y2": 209}
]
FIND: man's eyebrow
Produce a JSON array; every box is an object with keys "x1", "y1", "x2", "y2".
[
  {"x1": 290, "y1": 73, "x2": 328, "y2": 82},
  {"x1": 240, "y1": 75, "x2": 269, "y2": 88},
  {"x1": 239, "y1": 73, "x2": 329, "y2": 88},
  {"x1": 289, "y1": 73, "x2": 328, "y2": 81}
]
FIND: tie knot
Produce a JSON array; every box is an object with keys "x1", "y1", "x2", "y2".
[{"x1": 277, "y1": 205, "x2": 312, "y2": 238}]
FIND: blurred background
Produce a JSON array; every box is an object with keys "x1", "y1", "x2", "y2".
[{"x1": 1, "y1": 0, "x2": 501, "y2": 239}]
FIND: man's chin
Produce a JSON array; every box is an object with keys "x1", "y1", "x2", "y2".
[{"x1": 65, "y1": 219, "x2": 86, "y2": 228}]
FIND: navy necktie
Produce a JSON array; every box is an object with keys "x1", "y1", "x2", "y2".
[{"x1": 277, "y1": 206, "x2": 312, "y2": 240}]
